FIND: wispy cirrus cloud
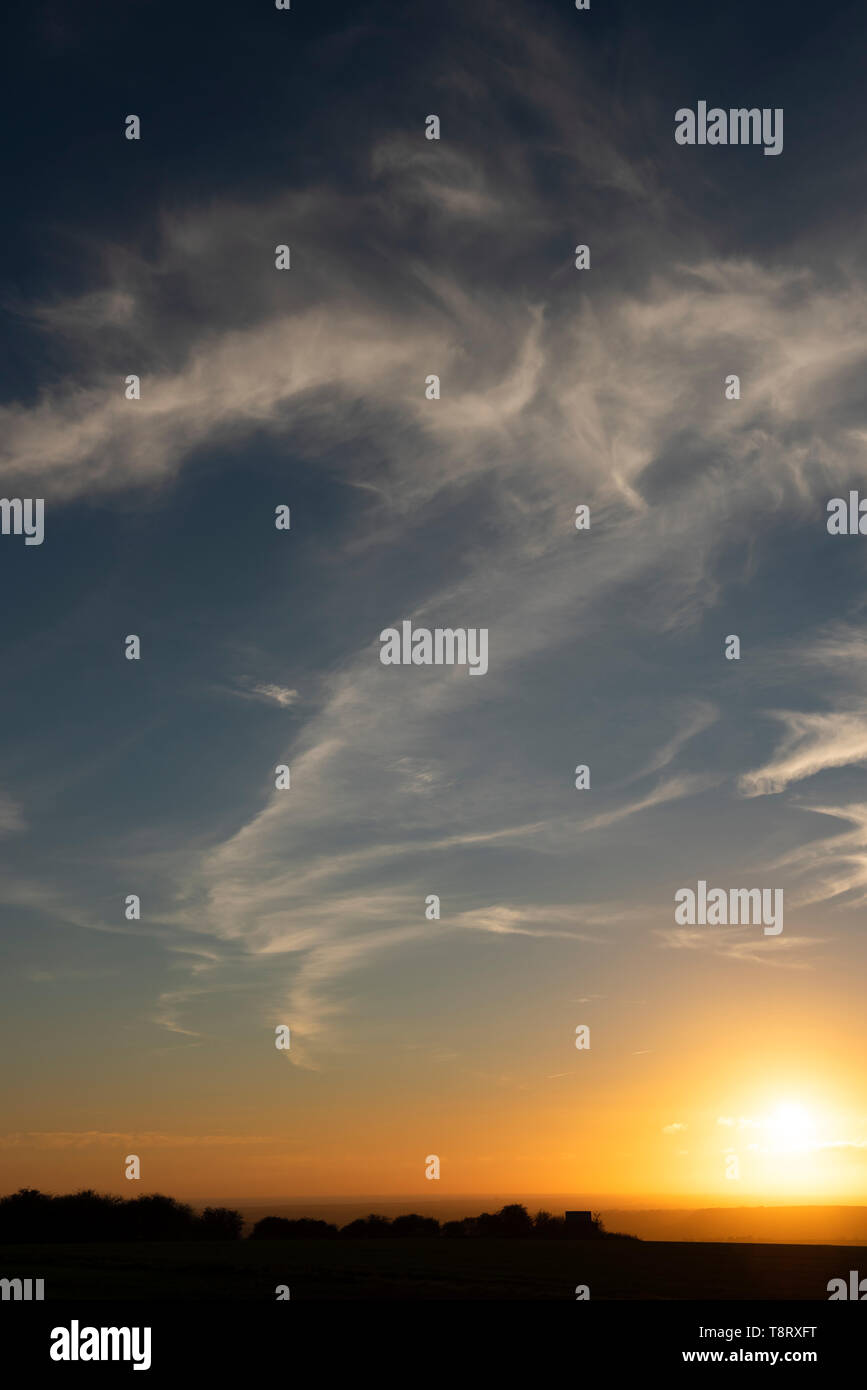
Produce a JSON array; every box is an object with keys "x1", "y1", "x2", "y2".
[
  {"x1": 654, "y1": 927, "x2": 822, "y2": 967},
  {"x1": 231, "y1": 681, "x2": 300, "y2": 709},
  {"x1": 5, "y1": 0, "x2": 867, "y2": 1081},
  {"x1": 740, "y1": 712, "x2": 867, "y2": 797}
]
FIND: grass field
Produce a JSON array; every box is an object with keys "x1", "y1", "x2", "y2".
[{"x1": 1, "y1": 1238, "x2": 856, "y2": 1299}]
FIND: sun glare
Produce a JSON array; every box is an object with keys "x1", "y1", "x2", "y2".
[{"x1": 765, "y1": 1102, "x2": 814, "y2": 1150}]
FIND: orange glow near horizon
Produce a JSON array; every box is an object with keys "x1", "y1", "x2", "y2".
[{"x1": 4, "y1": 1052, "x2": 866, "y2": 1209}]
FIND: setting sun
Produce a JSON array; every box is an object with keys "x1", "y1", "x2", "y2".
[{"x1": 766, "y1": 1103, "x2": 814, "y2": 1149}]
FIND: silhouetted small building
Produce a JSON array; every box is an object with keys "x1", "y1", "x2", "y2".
[{"x1": 565, "y1": 1210, "x2": 593, "y2": 1230}]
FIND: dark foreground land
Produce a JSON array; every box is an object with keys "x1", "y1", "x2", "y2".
[{"x1": 3, "y1": 1238, "x2": 858, "y2": 1299}]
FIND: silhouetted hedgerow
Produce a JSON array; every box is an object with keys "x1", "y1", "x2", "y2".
[
  {"x1": 0, "y1": 1189, "x2": 243, "y2": 1243},
  {"x1": 252, "y1": 1204, "x2": 638, "y2": 1240},
  {"x1": 1, "y1": 1192, "x2": 638, "y2": 1242}
]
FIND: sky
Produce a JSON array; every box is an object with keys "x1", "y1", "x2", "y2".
[{"x1": 2, "y1": 0, "x2": 867, "y2": 1205}]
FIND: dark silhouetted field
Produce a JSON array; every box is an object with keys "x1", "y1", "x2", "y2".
[{"x1": 2, "y1": 1238, "x2": 859, "y2": 1299}]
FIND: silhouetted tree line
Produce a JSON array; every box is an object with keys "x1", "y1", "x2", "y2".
[
  {"x1": 1, "y1": 1191, "x2": 636, "y2": 1242},
  {"x1": 0, "y1": 1189, "x2": 243, "y2": 1242},
  {"x1": 249, "y1": 1203, "x2": 630, "y2": 1240}
]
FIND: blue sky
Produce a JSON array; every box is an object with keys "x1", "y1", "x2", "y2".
[{"x1": 3, "y1": 0, "x2": 867, "y2": 1200}]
